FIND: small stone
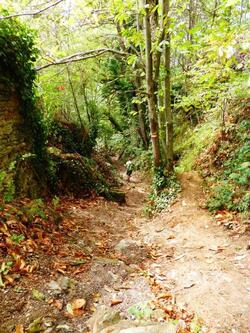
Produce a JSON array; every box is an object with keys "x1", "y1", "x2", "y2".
[
  {"x1": 57, "y1": 276, "x2": 71, "y2": 290},
  {"x1": 115, "y1": 239, "x2": 140, "y2": 252},
  {"x1": 56, "y1": 324, "x2": 70, "y2": 331},
  {"x1": 44, "y1": 329, "x2": 54, "y2": 333},
  {"x1": 71, "y1": 298, "x2": 86, "y2": 310},
  {"x1": 87, "y1": 306, "x2": 121, "y2": 333},
  {"x1": 47, "y1": 281, "x2": 61, "y2": 291}
]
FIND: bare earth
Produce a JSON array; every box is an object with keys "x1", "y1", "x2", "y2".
[
  {"x1": 135, "y1": 172, "x2": 250, "y2": 333},
  {"x1": 0, "y1": 171, "x2": 249, "y2": 332}
]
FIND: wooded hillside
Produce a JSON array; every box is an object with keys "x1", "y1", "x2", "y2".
[{"x1": 0, "y1": 1, "x2": 249, "y2": 332}]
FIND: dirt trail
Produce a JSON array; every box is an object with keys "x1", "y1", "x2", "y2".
[
  {"x1": 0, "y1": 171, "x2": 249, "y2": 333},
  {"x1": 136, "y1": 172, "x2": 250, "y2": 333}
]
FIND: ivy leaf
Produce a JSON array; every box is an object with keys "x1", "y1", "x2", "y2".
[{"x1": 32, "y1": 289, "x2": 45, "y2": 301}]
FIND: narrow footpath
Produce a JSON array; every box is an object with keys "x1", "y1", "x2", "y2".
[{"x1": 0, "y1": 172, "x2": 249, "y2": 333}]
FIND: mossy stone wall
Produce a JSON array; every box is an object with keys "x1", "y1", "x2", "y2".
[
  {"x1": 0, "y1": 82, "x2": 30, "y2": 167},
  {"x1": 0, "y1": 79, "x2": 40, "y2": 197}
]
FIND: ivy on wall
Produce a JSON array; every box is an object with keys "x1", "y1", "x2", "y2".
[{"x1": 0, "y1": 14, "x2": 47, "y2": 177}]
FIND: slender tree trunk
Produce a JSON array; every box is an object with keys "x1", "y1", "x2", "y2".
[
  {"x1": 188, "y1": 0, "x2": 196, "y2": 43},
  {"x1": 211, "y1": 0, "x2": 219, "y2": 27},
  {"x1": 82, "y1": 85, "x2": 91, "y2": 124},
  {"x1": 135, "y1": 71, "x2": 149, "y2": 148},
  {"x1": 66, "y1": 66, "x2": 88, "y2": 140},
  {"x1": 143, "y1": 0, "x2": 161, "y2": 167},
  {"x1": 163, "y1": 0, "x2": 173, "y2": 171},
  {"x1": 158, "y1": 83, "x2": 167, "y2": 160}
]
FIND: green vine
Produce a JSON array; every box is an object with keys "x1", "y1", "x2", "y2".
[{"x1": 0, "y1": 14, "x2": 47, "y2": 179}]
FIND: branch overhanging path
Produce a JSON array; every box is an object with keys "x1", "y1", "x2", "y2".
[
  {"x1": 36, "y1": 48, "x2": 129, "y2": 71},
  {"x1": 0, "y1": 0, "x2": 65, "y2": 20}
]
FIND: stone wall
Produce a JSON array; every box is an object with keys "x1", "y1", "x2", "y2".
[
  {"x1": 0, "y1": 82, "x2": 30, "y2": 168},
  {"x1": 0, "y1": 79, "x2": 40, "y2": 197}
]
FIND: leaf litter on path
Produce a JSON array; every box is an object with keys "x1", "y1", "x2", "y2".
[{"x1": 2, "y1": 173, "x2": 248, "y2": 332}]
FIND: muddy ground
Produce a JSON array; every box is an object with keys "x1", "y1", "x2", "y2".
[{"x1": 0, "y1": 171, "x2": 249, "y2": 332}]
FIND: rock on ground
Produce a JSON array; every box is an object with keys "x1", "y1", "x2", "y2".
[{"x1": 87, "y1": 306, "x2": 177, "y2": 333}]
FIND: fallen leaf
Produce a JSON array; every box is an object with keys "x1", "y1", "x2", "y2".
[
  {"x1": 155, "y1": 274, "x2": 167, "y2": 281},
  {"x1": 4, "y1": 275, "x2": 14, "y2": 285},
  {"x1": 54, "y1": 299, "x2": 63, "y2": 310},
  {"x1": 93, "y1": 293, "x2": 101, "y2": 302},
  {"x1": 72, "y1": 298, "x2": 86, "y2": 310},
  {"x1": 157, "y1": 292, "x2": 172, "y2": 299},
  {"x1": 27, "y1": 317, "x2": 44, "y2": 333},
  {"x1": 13, "y1": 256, "x2": 26, "y2": 271},
  {"x1": 73, "y1": 265, "x2": 88, "y2": 275},
  {"x1": 15, "y1": 324, "x2": 24, "y2": 333},
  {"x1": 104, "y1": 285, "x2": 113, "y2": 293},
  {"x1": 209, "y1": 246, "x2": 224, "y2": 253},
  {"x1": 32, "y1": 289, "x2": 45, "y2": 301},
  {"x1": 111, "y1": 299, "x2": 123, "y2": 306},
  {"x1": 166, "y1": 234, "x2": 175, "y2": 240},
  {"x1": 184, "y1": 283, "x2": 196, "y2": 289},
  {"x1": 155, "y1": 227, "x2": 165, "y2": 233},
  {"x1": 71, "y1": 259, "x2": 87, "y2": 266}
]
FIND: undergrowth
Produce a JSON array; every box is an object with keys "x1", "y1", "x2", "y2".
[
  {"x1": 144, "y1": 169, "x2": 181, "y2": 217},
  {"x1": 174, "y1": 113, "x2": 220, "y2": 173},
  {"x1": 205, "y1": 117, "x2": 250, "y2": 215}
]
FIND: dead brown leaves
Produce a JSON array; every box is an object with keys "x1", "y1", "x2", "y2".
[
  {"x1": 0, "y1": 198, "x2": 65, "y2": 287},
  {"x1": 148, "y1": 274, "x2": 195, "y2": 332}
]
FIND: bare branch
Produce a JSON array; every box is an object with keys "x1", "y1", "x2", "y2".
[
  {"x1": 0, "y1": 0, "x2": 64, "y2": 20},
  {"x1": 36, "y1": 48, "x2": 128, "y2": 71}
]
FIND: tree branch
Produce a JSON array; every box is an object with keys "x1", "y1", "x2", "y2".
[
  {"x1": 0, "y1": 0, "x2": 64, "y2": 20},
  {"x1": 36, "y1": 48, "x2": 128, "y2": 71}
]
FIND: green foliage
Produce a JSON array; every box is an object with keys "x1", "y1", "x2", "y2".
[
  {"x1": 0, "y1": 14, "x2": 47, "y2": 189},
  {"x1": 145, "y1": 171, "x2": 181, "y2": 217},
  {"x1": 10, "y1": 233, "x2": 25, "y2": 243},
  {"x1": 48, "y1": 149, "x2": 110, "y2": 196},
  {"x1": 207, "y1": 118, "x2": 250, "y2": 214},
  {"x1": 128, "y1": 302, "x2": 153, "y2": 320},
  {"x1": 3, "y1": 180, "x2": 15, "y2": 203},
  {"x1": 24, "y1": 199, "x2": 47, "y2": 221},
  {"x1": 0, "y1": 166, "x2": 15, "y2": 203},
  {"x1": 32, "y1": 289, "x2": 45, "y2": 301},
  {"x1": 133, "y1": 150, "x2": 152, "y2": 171},
  {"x1": 102, "y1": 58, "x2": 135, "y2": 118},
  {"x1": 172, "y1": 0, "x2": 249, "y2": 176},
  {"x1": 48, "y1": 120, "x2": 97, "y2": 157},
  {"x1": 207, "y1": 182, "x2": 234, "y2": 211},
  {"x1": 52, "y1": 196, "x2": 60, "y2": 208},
  {"x1": 175, "y1": 116, "x2": 219, "y2": 173},
  {"x1": 0, "y1": 261, "x2": 13, "y2": 287},
  {"x1": 190, "y1": 318, "x2": 202, "y2": 333}
]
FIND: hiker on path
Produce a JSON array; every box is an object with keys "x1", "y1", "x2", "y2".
[{"x1": 125, "y1": 160, "x2": 133, "y2": 182}]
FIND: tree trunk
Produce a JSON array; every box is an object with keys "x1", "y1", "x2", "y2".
[
  {"x1": 82, "y1": 85, "x2": 91, "y2": 124},
  {"x1": 188, "y1": 0, "x2": 196, "y2": 43},
  {"x1": 163, "y1": 0, "x2": 173, "y2": 171},
  {"x1": 211, "y1": 0, "x2": 219, "y2": 27},
  {"x1": 143, "y1": 0, "x2": 161, "y2": 167},
  {"x1": 158, "y1": 82, "x2": 167, "y2": 160},
  {"x1": 66, "y1": 66, "x2": 88, "y2": 140},
  {"x1": 135, "y1": 71, "x2": 149, "y2": 148}
]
